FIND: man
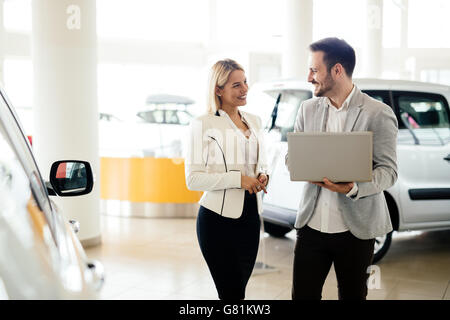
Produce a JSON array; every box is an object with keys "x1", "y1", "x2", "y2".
[{"x1": 287, "y1": 37, "x2": 398, "y2": 300}]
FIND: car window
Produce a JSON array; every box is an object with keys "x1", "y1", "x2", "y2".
[
  {"x1": 265, "y1": 89, "x2": 312, "y2": 141},
  {"x1": 137, "y1": 110, "x2": 165, "y2": 124},
  {"x1": 371, "y1": 96, "x2": 383, "y2": 102},
  {"x1": 177, "y1": 111, "x2": 192, "y2": 125},
  {"x1": 362, "y1": 90, "x2": 393, "y2": 108},
  {"x1": 165, "y1": 110, "x2": 179, "y2": 124},
  {"x1": 136, "y1": 111, "x2": 153, "y2": 123},
  {"x1": 395, "y1": 92, "x2": 450, "y2": 130},
  {"x1": 153, "y1": 110, "x2": 164, "y2": 123}
]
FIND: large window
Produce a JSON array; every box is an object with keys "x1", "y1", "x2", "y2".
[
  {"x1": 96, "y1": 0, "x2": 209, "y2": 42},
  {"x1": 313, "y1": 0, "x2": 365, "y2": 47},
  {"x1": 215, "y1": 0, "x2": 283, "y2": 48},
  {"x1": 3, "y1": 59, "x2": 33, "y2": 107},
  {"x1": 382, "y1": 0, "x2": 402, "y2": 48},
  {"x1": 421, "y1": 70, "x2": 450, "y2": 86},
  {"x1": 408, "y1": 0, "x2": 450, "y2": 48},
  {"x1": 3, "y1": 0, "x2": 31, "y2": 32},
  {"x1": 97, "y1": 63, "x2": 206, "y2": 119},
  {"x1": 3, "y1": 59, "x2": 33, "y2": 135}
]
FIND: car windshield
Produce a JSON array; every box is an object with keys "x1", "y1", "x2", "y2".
[{"x1": 264, "y1": 89, "x2": 312, "y2": 141}]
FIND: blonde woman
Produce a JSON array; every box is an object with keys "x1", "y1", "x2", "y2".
[{"x1": 185, "y1": 59, "x2": 269, "y2": 300}]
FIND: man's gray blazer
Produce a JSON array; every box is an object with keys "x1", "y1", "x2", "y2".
[{"x1": 286, "y1": 86, "x2": 398, "y2": 240}]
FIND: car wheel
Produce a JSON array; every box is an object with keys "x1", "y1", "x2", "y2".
[
  {"x1": 372, "y1": 231, "x2": 393, "y2": 264},
  {"x1": 263, "y1": 221, "x2": 293, "y2": 238}
]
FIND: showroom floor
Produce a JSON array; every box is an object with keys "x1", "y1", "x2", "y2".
[{"x1": 85, "y1": 215, "x2": 450, "y2": 300}]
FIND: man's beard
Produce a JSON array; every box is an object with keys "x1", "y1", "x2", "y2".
[{"x1": 314, "y1": 73, "x2": 335, "y2": 97}]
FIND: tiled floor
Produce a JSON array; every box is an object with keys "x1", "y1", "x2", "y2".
[{"x1": 85, "y1": 215, "x2": 450, "y2": 300}]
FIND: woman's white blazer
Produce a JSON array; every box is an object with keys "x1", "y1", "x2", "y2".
[{"x1": 185, "y1": 110, "x2": 268, "y2": 218}]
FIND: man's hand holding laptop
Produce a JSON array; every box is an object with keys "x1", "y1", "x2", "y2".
[{"x1": 310, "y1": 178, "x2": 354, "y2": 194}]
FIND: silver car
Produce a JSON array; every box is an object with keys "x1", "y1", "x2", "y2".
[
  {"x1": 0, "y1": 87, "x2": 104, "y2": 299},
  {"x1": 247, "y1": 78, "x2": 450, "y2": 263}
]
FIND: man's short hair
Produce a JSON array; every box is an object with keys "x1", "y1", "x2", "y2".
[{"x1": 309, "y1": 37, "x2": 356, "y2": 78}]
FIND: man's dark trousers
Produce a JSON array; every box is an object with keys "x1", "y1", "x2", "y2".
[{"x1": 292, "y1": 225, "x2": 376, "y2": 300}]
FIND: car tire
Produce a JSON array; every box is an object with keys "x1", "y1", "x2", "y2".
[
  {"x1": 372, "y1": 231, "x2": 393, "y2": 264},
  {"x1": 263, "y1": 221, "x2": 293, "y2": 238}
]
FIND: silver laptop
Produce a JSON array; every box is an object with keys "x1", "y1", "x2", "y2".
[{"x1": 287, "y1": 132, "x2": 373, "y2": 182}]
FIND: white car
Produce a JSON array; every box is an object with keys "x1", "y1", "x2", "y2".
[
  {"x1": 0, "y1": 87, "x2": 104, "y2": 299},
  {"x1": 99, "y1": 95, "x2": 194, "y2": 158},
  {"x1": 246, "y1": 78, "x2": 450, "y2": 263}
]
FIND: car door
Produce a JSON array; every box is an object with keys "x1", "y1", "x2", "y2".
[{"x1": 393, "y1": 91, "x2": 450, "y2": 224}]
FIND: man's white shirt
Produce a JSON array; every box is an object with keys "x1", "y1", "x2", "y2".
[{"x1": 307, "y1": 85, "x2": 359, "y2": 233}]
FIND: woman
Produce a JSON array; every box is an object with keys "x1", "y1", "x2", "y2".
[{"x1": 185, "y1": 59, "x2": 269, "y2": 300}]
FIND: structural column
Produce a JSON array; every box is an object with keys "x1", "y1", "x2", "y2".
[
  {"x1": 363, "y1": 0, "x2": 383, "y2": 78},
  {"x1": 399, "y1": 0, "x2": 414, "y2": 80},
  {"x1": 400, "y1": 0, "x2": 408, "y2": 50},
  {"x1": 282, "y1": 0, "x2": 313, "y2": 80},
  {"x1": 0, "y1": 0, "x2": 4, "y2": 86},
  {"x1": 207, "y1": 0, "x2": 218, "y2": 50},
  {"x1": 32, "y1": 0, "x2": 100, "y2": 246}
]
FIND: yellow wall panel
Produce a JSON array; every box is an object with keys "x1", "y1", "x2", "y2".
[{"x1": 100, "y1": 157, "x2": 202, "y2": 203}]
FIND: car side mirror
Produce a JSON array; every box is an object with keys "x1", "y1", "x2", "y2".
[{"x1": 49, "y1": 160, "x2": 93, "y2": 197}]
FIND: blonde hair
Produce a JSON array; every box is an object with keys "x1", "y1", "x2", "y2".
[{"x1": 207, "y1": 59, "x2": 244, "y2": 114}]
